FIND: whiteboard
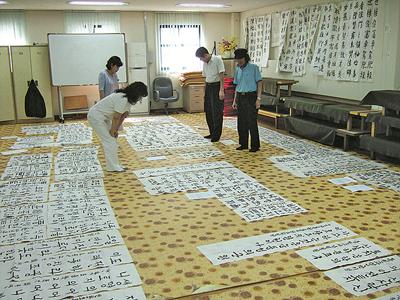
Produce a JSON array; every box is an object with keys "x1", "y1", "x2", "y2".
[{"x1": 48, "y1": 33, "x2": 127, "y2": 86}]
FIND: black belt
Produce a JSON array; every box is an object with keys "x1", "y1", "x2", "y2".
[
  {"x1": 238, "y1": 91, "x2": 256, "y2": 96},
  {"x1": 206, "y1": 82, "x2": 220, "y2": 86}
]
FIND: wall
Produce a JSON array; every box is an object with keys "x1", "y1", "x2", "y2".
[
  {"x1": 241, "y1": 0, "x2": 400, "y2": 101},
  {"x1": 20, "y1": 10, "x2": 233, "y2": 113}
]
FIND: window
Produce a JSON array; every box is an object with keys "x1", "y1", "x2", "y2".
[
  {"x1": 156, "y1": 13, "x2": 203, "y2": 74},
  {"x1": 64, "y1": 12, "x2": 120, "y2": 33},
  {"x1": 0, "y1": 11, "x2": 27, "y2": 45},
  {"x1": 159, "y1": 24, "x2": 201, "y2": 73}
]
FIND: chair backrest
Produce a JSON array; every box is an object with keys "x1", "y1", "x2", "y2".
[{"x1": 153, "y1": 77, "x2": 173, "y2": 98}]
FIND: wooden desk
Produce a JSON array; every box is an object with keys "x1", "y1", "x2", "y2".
[
  {"x1": 349, "y1": 110, "x2": 381, "y2": 130},
  {"x1": 262, "y1": 77, "x2": 299, "y2": 99}
]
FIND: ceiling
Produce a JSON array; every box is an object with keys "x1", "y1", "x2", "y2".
[{"x1": 0, "y1": 0, "x2": 290, "y2": 12}]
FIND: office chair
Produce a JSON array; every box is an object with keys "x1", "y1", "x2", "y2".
[{"x1": 153, "y1": 77, "x2": 179, "y2": 114}]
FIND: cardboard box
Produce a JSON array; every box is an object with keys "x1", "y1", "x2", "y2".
[{"x1": 64, "y1": 95, "x2": 88, "y2": 110}]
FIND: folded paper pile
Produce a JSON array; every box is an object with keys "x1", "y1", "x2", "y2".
[{"x1": 179, "y1": 71, "x2": 205, "y2": 87}]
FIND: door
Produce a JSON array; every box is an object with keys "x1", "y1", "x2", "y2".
[{"x1": 0, "y1": 47, "x2": 15, "y2": 122}]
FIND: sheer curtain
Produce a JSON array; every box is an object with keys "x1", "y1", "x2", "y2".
[
  {"x1": 155, "y1": 13, "x2": 204, "y2": 74},
  {"x1": 0, "y1": 11, "x2": 27, "y2": 45},
  {"x1": 64, "y1": 12, "x2": 120, "y2": 33}
]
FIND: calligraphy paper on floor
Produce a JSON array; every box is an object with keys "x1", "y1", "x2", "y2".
[
  {"x1": 324, "y1": 255, "x2": 400, "y2": 296},
  {"x1": 0, "y1": 245, "x2": 133, "y2": 285},
  {"x1": 74, "y1": 286, "x2": 147, "y2": 300},
  {"x1": 0, "y1": 264, "x2": 142, "y2": 300},
  {"x1": 0, "y1": 229, "x2": 124, "y2": 267},
  {"x1": 296, "y1": 237, "x2": 391, "y2": 270},
  {"x1": 197, "y1": 221, "x2": 357, "y2": 265}
]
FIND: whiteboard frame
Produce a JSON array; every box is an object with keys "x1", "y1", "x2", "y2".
[{"x1": 47, "y1": 33, "x2": 127, "y2": 87}]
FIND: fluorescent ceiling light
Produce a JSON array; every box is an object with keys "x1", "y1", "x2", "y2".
[
  {"x1": 68, "y1": 1, "x2": 128, "y2": 5},
  {"x1": 176, "y1": 3, "x2": 231, "y2": 8},
  {"x1": 0, "y1": 1, "x2": 9, "y2": 4}
]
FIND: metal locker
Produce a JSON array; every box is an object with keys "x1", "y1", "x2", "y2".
[
  {"x1": 11, "y1": 46, "x2": 53, "y2": 121},
  {"x1": 0, "y1": 47, "x2": 15, "y2": 122},
  {"x1": 30, "y1": 46, "x2": 53, "y2": 118}
]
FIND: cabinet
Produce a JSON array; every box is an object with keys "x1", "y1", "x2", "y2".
[
  {"x1": 0, "y1": 47, "x2": 15, "y2": 122},
  {"x1": 11, "y1": 46, "x2": 53, "y2": 121},
  {"x1": 223, "y1": 58, "x2": 235, "y2": 78},
  {"x1": 183, "y1": 84, "x2": 205, "y2": 113}
]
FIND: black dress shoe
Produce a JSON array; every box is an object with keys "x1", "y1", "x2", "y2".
[
  {"x1": 236, "y1": 146, "x2": 248, "y2": 150},
  {"x1": 211, "y1": 138, "x2": 219, "y2": 142},
  {"x1": 204, "y1": 135, "x2": 212, "y2": 139},
  {"x1": 249, "y1": 148, "x2": 259, "y2": 152}
]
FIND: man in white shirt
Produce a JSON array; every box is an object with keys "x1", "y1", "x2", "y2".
[{"x1": 195, "y1": 47, "x2": 225, "y2": 142}]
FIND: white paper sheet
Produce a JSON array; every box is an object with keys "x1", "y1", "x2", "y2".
[
  {"x1": 0, "y1": 214, "x2": 47, "y2": 245},
  {"x1": 328, "y1": 177, "x2": 358, "y2": 185},
  {"x1": 0, "y1": 177, "x2": 50, "y2": 207},
  {"x1": 296, "y1": 237, "x2": 391, "y2": 270},
  {"x1": 10, "y1": 135, "x2": 55, "y2": 149},
  {"x1": 375, "y1": 291, "x2": 400, "y2": 300},
  {"x1": 125, "y1": 121, "x2": 210, "y2": 151},
  {"x1": 0, "y1": 229, "x2": 124, "y2": 266},
  {"x1": 0, "y1": 245, "x2": 133, "y2": 285},
  {"x1": 197, "y1": 221, "x2": 357, "y2": 265},
  {"x1": 1, "y1": 149, "x2": 29, "y2": 156},
  {"x1": 74, "y1": 286, "x2": 147, "y2": 300},
  {"x1": 1, "y1": 153, "x2": 53, "y2": 180},
  {"x1": 1, "y1": 135, "x2": 18, "y2": 140},
  {"x1": 21, "y1": 124, "x2": 60, "y2": 135},
  {"x1": 270, "y1": 151, "x2": 384, "y2": 178},
  {"x1": 351, "y1": 169, "x2": 400, "y2": 192},
  {"x1": 220, "y1": 139, "x2": 237, "y2": 145},
  {"x1": 178, "y1": 149, "x2": 223, "y2": 160},
  {"x1": 56, "y1": 123, "x2": 93, "y2": 145},
  {"x1": 186, "y1": 191, "x2": 217, "y2": 200},
  {"x1": 146, "y1": 156, "x2": 167, "y2": 161},
  {"x1": 50, "y1": 178, "x2": 105, "y2": 192},
  {"x1": 1, "y1": 264, "x2": 142, "y2": 300},
  {"x1": 0, "y1": 203, "x2": 47, "y2": 219},
  {"x1": 47, "y1": 197, "x2": 119, "y2": 238},
  {"x1": 324, "y1": 255, "x2": 400, "y2": 296},
  {"x1": 343, "y1": 185, "x2": 374, "y2": 192},
  {"x1": 134, "y1": 161, "x2": 232, "y2": 178},
  {"x1": 49, "y1": 188, "x2": 107, "y2": 202}
]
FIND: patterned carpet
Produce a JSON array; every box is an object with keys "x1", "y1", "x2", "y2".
[{"x1": 0, "y1": 112, "x2": 399, "y2": 300}]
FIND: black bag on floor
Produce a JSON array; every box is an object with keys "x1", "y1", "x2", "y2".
[{"x1": 25, "y1": 79, "x2": 46, "y2": 118}]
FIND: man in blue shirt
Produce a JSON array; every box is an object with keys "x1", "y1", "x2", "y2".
[{"x1": 232, "y1": 48, "x2": 262, "y2": 152}]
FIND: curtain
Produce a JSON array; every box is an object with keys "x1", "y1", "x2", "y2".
[
  {"x1": 155, "y1": 13, "x2": 204, "y2": 74},
  {"x1": 0, "y1": 11, "x2": 27, "y2": 45},
  {"x1": 64, "y1": 12, "x2": 120, "y2": 33}
]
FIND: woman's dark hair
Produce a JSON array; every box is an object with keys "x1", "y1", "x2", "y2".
[
  {"x1": 115, "y1": 82, "x2": 148, "y2": 104},
  {"x1": 106, "y1": 56, "x2": 123, "y2": 70}
]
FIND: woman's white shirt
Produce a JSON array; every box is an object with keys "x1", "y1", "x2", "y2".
[{"x1": 88, "y1": 93, "x2": 131, "y2": 121}]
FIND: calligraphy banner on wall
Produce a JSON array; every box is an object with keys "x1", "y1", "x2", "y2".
[
  {"x1": 311, "y1": 3, "x2": 335, "y2": 75},
  {"x1": 248, "y1": 16, "x2": 265, "y2": 67},
  {"x1": 261, "y1": 14, "x2": 272, "y2": 68},
  {"x1": 279, "y1": 10, "x2": 298, "y2": 72},
  {"x1": 312, "y1": 0, "x2": 378, "y2": 81},
  {"x1": 294, "y1": 5, "x2": 321, "y2": 76},
  {"x1": 276, "y1": 10, "x2": 291, "y2": 71}
]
